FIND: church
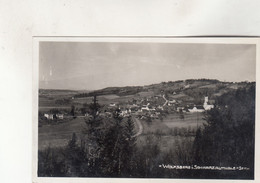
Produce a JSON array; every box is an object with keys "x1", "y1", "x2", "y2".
[{"x1": 203, "y1": 96, "x2": 214, "y2": 110}]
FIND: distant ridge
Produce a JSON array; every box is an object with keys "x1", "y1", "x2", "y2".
[{"x1": 71, "y1": 79, "x2": 254, "y2": 98}]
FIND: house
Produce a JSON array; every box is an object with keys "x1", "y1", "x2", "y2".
[
  {"x1": 177, "y1": 107, "x2": 185, "y2": 112},
  {"x1": 141, "y1": 105, "x2": 150, "y2": 112},
  {"x1": 203, "y1": 96, "x2": 214, "y2": 110},
  {"x1": 188, "y1": 106, "x2": 205, "y2": 113},
  {"x1": 44, "y1": 113, "x2": 54, "y2": 120},
  {"x1": 117, "y1": 109, "x2": 131, "y2": 117},
  {"x1": 169, "y1": 99, "x2": 176, "y2": 104},
  {"x1": 157, "y1": 105, "x2": 164, "y2": 111},
  {"x1": 149, "y1": 107, "x2": 156, "y2": 111},
  {"x1": 44, "y1": 113, "x2": 49, "y2": 119},
  {"x1": 109, "y1": 103, "x2": 116, "y2": 107},
  {"x1": 168, "y1": 99, "x2": 176, "y2": 106},
  {"x1": 141, "y1": 103, "x2": 151, "y2": 112},
  {"x1": 56, "y1": 114, "x2": 64, "y2": 119},
  {"x1": 184, "y1": 84, "x2": 190, "y2": 89}
]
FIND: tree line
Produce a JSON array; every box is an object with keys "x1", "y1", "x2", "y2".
[{"x1": 190, "y1": 84, "x2": 255, "y2": 179}]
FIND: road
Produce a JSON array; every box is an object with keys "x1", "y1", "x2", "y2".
[
  {"x1": 162, "y1": 94, "x2": 169, "y2": 106},
  {"x1": 131, "y1": 94, "x2": 168, "y2": 137},
  {"x1": 132, "y1": 117, "x2": 143, "y2": 138}
]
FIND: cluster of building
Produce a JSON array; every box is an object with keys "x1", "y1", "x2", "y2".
[
  {"x1": 106, "y1": 95, "x2": 214, "y2": 119},
  {"x1": 176, "y1": 96, "x2": 214, "y2": 113},
  {"x1": 104, "y1": 102, "x2": 162, "y2": 119},
  {"x1": 41, "y1": 95, "x2": 214, "y2": 122},
  {"x1": 43, "y1": 113, "x2": 64, "y2": 120}
]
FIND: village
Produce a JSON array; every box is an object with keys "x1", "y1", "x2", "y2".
[
  {"x1": 41, "y1": 92, "x2": 214, "y2": 122},
  {"x1": 102, "y1": 94, "x2": 214, "y2": 119}
]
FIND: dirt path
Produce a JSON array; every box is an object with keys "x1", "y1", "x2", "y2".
[
  {"x1": 162, "y1": 94, "x2": 169, "y2": 106},
  {"x1": 132, "y1": 117, "x2": 143, "y2": 138}
]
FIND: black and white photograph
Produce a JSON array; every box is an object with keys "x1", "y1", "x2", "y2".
[{"x1": 34, "y1": 38, "x2": 256, "y2": 180}]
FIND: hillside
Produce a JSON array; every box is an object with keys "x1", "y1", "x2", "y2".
[
  {"x1": 72, "y1": 79, "x2": 254, "y2": 103},
  {"x1": 38, "y1": 79, "x2": 255, "y2": 114}
]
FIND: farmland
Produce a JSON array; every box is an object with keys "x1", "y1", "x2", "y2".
[
  {"x1": 139, "y1": 113, "x2": 204, "y2": 134},
  {"x1": 38, "y1": 117, "x2": 85, "y2": 150},
  {"x1": 136, "y1": 112, "x2": 204, "y2": 154}
]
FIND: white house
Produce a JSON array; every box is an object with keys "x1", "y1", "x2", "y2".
[
  {"x1": 56, "y1": 114, "x2": 64, "y2": 119},
  {"x1": 168, "y1": 99, "x2": 176, "y2": 106},
  {"x1": 141, "y1": 105, "x2": 150, "y2": 112},
  {"x1": 184, "y1": 84, "x2": 190, "y2": 89},
  {"x1": 150, "y1": 108, "x2": 156, "y2": 111},
  {"x1": 169, "y1": 99, "x2": 176, "y2": 104},
  {"x1": 188, "y1": 106, "x2": 205, "y2": 113},
  {"x1": 109, "y1": 103, "x2": 116, "y2": 107},
  {"x1": 44, "y1": 113, "x2": 54, "y2": 120},
  {"x1": 44, "y1": 113, "x2": 49, "y2": 118},
  {"x1": 141, "y1": 103, "x2": 151, "y2": 112}
]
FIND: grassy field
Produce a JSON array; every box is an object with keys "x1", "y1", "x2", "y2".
[
  {"x1": 73, "y1": 97, "x2": 93, "y2": 104},
  {"x1": 38, "y1": 111, "x2": 205, "y2": 150},
  {"x1": 141, "y1": 113, "x2": 205, "y2": 134},
  {"x1": 199, "y1": 84, "x2": 218, "y2": 89},
  {"x1": 38, "y1": 115, "x2": 141, "y2": 150},
  {"x1": 136, "y1": 112, "x2": 205, "y2": 154},
  {"x1": 137, "y1": 91, "x2": 154, "y2": 97},
  {"x1": 136, "y1": 134, "x2": 194, "y2": 155},
  {"x1": 38, "y1": 117, "x2": 86, "y2": 150},
  {"x1": 170, "y1": 93, "x2": 188, "y2": 99},
  {"x1": 162, "y1": 113, "x2": 205, "y2": 128}
]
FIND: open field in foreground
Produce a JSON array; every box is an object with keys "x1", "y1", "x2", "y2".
[
  {"x1": 141, "y1": 113, "x2": 205, "y2": 134},
  {"x1": 38, "y1": 118, "x2": 86, "y2": 150},
  {"x1": 136, "y1": 113, "x2": 205, "y2": 153},
  {"x1": 38, "y1": 116, "x2": 141, "y2": 150},
  {"x1": 38, "y1": 112, "x2": 205, "y2": 151}
]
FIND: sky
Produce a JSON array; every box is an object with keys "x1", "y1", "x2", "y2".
[{"x1": 39, "y1": 41, "x2": 256, "y2": 90}]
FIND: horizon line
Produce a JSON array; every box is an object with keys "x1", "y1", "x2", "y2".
[{"x1": 39, "y1": 78, "x2": 256, "y2": 91}]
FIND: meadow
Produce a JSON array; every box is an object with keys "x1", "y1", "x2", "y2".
[
  {"x1": 38, "y1": 117, "x2": 86, "y2": 150},
  {"x1": 38, "y1": 111, "x2": 205, "y2": 157},
  {"x1": 136, "y1": 113, "x2": 205, "y2": 154}
]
